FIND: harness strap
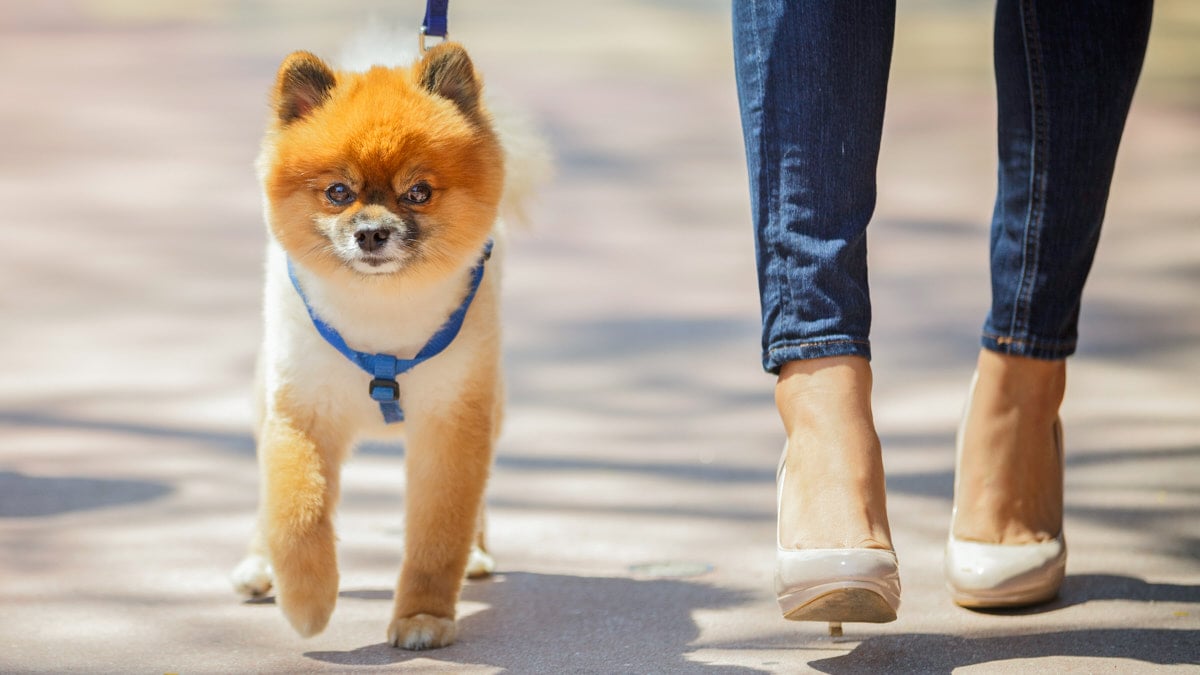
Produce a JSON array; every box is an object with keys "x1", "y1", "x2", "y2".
[
  {"x1": 422, "y1": 0, "x2": 450, "y2": 40},
  {"x1": 286, "y1": 240, "x2": 492, "y2": 424}
]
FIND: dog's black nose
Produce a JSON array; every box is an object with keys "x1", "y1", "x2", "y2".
[{"x1": 355, "y1": 227, "x2": 391, "y2": 253}]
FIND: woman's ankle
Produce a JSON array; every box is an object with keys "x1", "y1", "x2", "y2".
[
  {"x1": 970, "y1": 350, "x2": 1066, "y2": 424},
  {"x1": 775, "y1": 357, "x2": 893, "y2": 551},
  {"x1": 953, "y1": 350, "x2": 1066, "y2": 544}
]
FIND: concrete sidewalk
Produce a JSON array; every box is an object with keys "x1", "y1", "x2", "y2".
[{"x1": 1, "y1": 1, "x2": 1197, "y2": 672}]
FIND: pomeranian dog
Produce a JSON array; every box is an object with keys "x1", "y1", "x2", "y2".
[{"x1": 230, "y1": 36, "x2": 545, "y2": 650}]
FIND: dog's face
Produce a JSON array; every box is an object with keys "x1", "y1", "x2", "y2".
[{"x1": 260, "y1": 44, "x2": 503, "y2": 285}]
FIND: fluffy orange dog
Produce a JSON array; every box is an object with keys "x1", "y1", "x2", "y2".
[{"x1": 230, "y1": 39, "x2": 543, "y2": 650}]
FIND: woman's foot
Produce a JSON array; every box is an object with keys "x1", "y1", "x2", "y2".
[
  {"x1": 946, "y1": 349, "x2": 1067, "y2": 608},
  {"x1": 775, "y1": 356, "x2": 893, "y2": 552},
  {"x1": 774, "y1": 357, "x2": 899, "y2": 626},
  {"x1": 953, "y1": 350, "x2": 1065, "y2": 546}
]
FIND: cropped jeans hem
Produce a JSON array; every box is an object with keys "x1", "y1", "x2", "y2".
[
  {"x1": 764, "y1": 338, "x2": 872, "y2": 375},
  {"x1": 981, "y1": 332, "x2": 1074, "y2": 362}
]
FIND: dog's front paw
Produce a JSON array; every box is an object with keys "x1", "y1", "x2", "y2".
[
  {"x1": 276, "y1": 566, "x2": 339, "y2": 638},
  {"x1": 388, "y1": 614, "x2": 457, "y2": 650},
  {"x1": 231, "y1": 553, "x2": 274, "y2": 597}
]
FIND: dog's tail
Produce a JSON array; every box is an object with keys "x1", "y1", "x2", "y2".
[
  {"x1": 336, "y1": 19, "x2": 418, "y2": 72},
  {"x1": 491, "y1": 99, "x2": 553, "y2": 229}
]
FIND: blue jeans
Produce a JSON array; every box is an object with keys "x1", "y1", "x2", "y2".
[{"x1": 734, "y1": 0, "x2": 1153, "y2": 373}]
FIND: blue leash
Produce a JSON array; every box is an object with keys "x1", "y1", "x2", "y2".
[
  {"x1": 420, "y1": 0, "x2": 449, "y2": 51},
  {"x1": 286, "y1": 240, "x2": 492, "y2": 424}
]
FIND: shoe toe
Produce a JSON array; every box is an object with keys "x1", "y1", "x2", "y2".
[{"x1": 945, "y1": 535, "x2": 1065, "y2": 608}]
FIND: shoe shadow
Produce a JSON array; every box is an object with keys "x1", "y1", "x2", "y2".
[
  {"x1": 303, "y1": 572, "x2": 760, "y2": 672},
  {"x1": 960, "y1": 573, "x2": 1200, "y2": 616},
  {"x1": 1063, "y1": 573, "x2": 1200, "y2": 604},
  {"x1": 809, "y1": 574, "x2": 1200, "y2": 673},
  {"x1": 807, "y1": 628, "x2": 1199, "y2": 674}
]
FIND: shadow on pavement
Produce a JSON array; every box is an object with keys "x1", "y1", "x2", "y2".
[
  {"x1": 969, "y1": 573, "x2": 1200, "y2": 615},
  {"x1": 808, "y1": 627, "x2": 1199, "y2": 674},
  {"x1": 0, "y1": 409, "x2": 254, "y2": 455},
  {"x1": 807, "y1": 575, "x2": 1200, "y2": 672},
  {"x1": 0, "y1": 470, "x2": 172, "y2": 517},
  {"x1": 305, "y1": 572, "x2": 761, "y2": 672}
]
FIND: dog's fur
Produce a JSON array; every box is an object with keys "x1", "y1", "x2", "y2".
[{"x1": 230, "y1": 38, "x2": 544, "y2": 650}]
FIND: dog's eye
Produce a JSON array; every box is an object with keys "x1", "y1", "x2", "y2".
[
  {"x1": 402, "y1": 182, "x2": 432, "y2": 205},
  {"x1": 325, "y1": 183, "x2": 356, "y2": 206}
]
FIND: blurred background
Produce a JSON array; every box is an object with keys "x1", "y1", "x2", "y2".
[{"x1": 1, "y1": 1, "x2": 1197, "y2": 672}]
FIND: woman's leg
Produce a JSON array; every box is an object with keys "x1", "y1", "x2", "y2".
[
  {"x1": 957, "y1": 0, "x2": 1153, "y2": 545},
  {"x1": 734, "y1": 0, "x2": 895, "y2": 370},
  {"x1": 733, "y1": 0, "x2": 896, "y2": 552}
]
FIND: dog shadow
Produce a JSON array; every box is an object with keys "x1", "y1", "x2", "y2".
[
  {"x1": 304, "y1": 571, "x2": 759, "y2": 672},
  {"x1": 807, "y1": 574, "x2": 1200, "y2": 673}
]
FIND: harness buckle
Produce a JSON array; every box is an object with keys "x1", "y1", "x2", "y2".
[
  {"x1": 418, "y1": 27, "x2": 448, "y2": 54},
  {"x1": 369, "y1": 378, "x2": 399, "y2": 402}
]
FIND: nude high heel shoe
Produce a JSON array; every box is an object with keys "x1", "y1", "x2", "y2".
[
  {"x1": 775, "y1": 447, "x2": 901, "y2": 635},
  {"x1": 945, "y1": 373, "x2": 1066, "y2": 608}
]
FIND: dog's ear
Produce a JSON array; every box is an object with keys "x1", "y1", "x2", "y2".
[
  {"x1": 416, "y1": 42, "x2": 482, "y2": 118},
  {"x1": 274, "y1": 51, "x2": 337, "y2": 124}
]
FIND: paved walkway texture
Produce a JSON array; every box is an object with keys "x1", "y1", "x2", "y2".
[{"x1": 2, "y1": 1, "x2": 1198, "y2": 673}]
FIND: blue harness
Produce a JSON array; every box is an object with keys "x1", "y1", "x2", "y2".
[{"x1": 286, "y1": 241, "x2": 492, "y2": 424}]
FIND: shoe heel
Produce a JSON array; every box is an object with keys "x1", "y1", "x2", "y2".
[
  {"x1": 775, "y1": 448, "x2": 901, "y2": 629},
  {"x1": 779, "y1": 581, "x2": 899, "y2": 623}
]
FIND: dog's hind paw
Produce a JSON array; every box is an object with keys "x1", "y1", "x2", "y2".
[
  {"x1": 388, "y1": 614, "x2": 457, "y2": 650},
  {"x1": 465, "y1": 543, "x2": 495, "y2": 579},
  {"x1": 231, "y1": 553, "x2": 274, "y2": 597}
]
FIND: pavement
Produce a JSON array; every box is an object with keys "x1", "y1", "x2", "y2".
[{"x1": 1, "y1": 1, "x2": 1198, "y2": 673}]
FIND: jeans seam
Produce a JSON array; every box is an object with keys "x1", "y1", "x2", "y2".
[
  {"x1": 982, "y1": 331, "x2": 1076, "y2": 360},
  {"x1": 751, "y1": 4, "x2": 796, "y2": 326},
  {"x1": 982, "y1": 330, "x2": 1074, "y2": 350},
  {"x1": 1012, "y1": 0, "x2": 1048, "y2": 339}
]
